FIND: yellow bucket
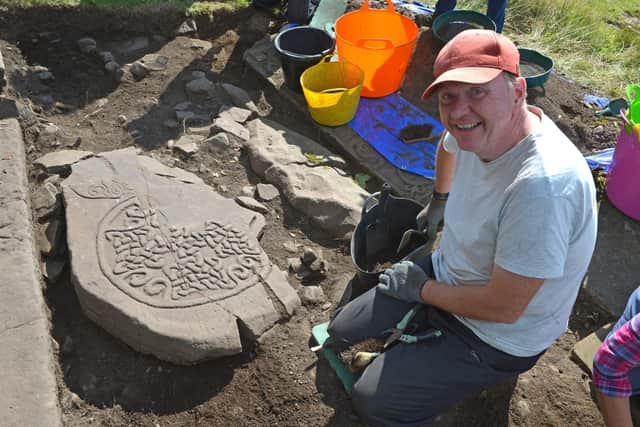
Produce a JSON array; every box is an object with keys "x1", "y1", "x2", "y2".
[{"x1": 300, "y1": 56, "x2": 364, "y2": 126}]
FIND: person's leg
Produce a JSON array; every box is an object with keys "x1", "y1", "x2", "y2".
[
  {"x1": 486, "y1": 0, "x2": 507, "y2": 32},
  {"x1": 434, "y1": 0, "x2": 456, "y2": 17},
  {"x1": 350, "y1": 307, "x2": 541, "y2": 426},
  {"x1": 328, "y1": 286, "x2": 418, "y2": 351}
]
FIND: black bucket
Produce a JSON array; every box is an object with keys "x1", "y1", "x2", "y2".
[{"x1": 274, "y1": 26, "x2": 335, "y2": 92}]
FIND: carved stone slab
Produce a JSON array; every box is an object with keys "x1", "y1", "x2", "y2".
[{"x1": 62, "y1": 148, "x2": 300, "y2": 364}]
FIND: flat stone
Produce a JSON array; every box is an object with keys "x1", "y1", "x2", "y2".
[
  {"x1": 245, "y1": 119, "x2": 368, "y2": 238},
  {"x1": 35, "y1": 150, "x2": 94, "y2": 175},
  {"x1": 300, "y1": 286, "x2": 326, "y2": 305},
  {"x1": 571, "y1": 322, "x2": 613, "y2": 375},
  {"x1": 0, "y1": 118, "x2": 62, "y2": 425},
  {"x1": 61, "y1": 148, "x2": 297, "y2": 364},
  {"x1": 235, "y1": 196, "x2": 269, "y2": 214},
  {"x1": 32, "y1": 182, "x2": 61, "y2": 221},
  {"x1": 256, "y1": 183, "x2": 279, "y2": 201},
  {"x1": 139, "y1": 54, "x2": 169, "y2": 71},
  {"x1": 213, "y1": 116, "x2": 250, "y2": 141},
  {"x1": 186, "y1": 77, "x2": 215, "y2": 97},
  {"x1": 174, "y1": 135, "x2": 201, "y2": 155},
  {"x1": 218, "y1": 105, "x2": 252, "y2": 124},
  {"x1": 241, "y1": 185, "x2": 255, "y2": 198},
  {"x1": 187, "y1": 124, "x2": 213, "y2": 137},
  {"x1": 176, "y1": 19, "x2": 197, "y2": 35},
  {"x1": 220, "y1": 83, "x2": 259, "y2": 113},
  {"x1": 77, "y1": 37, "x2": 97, "y2": 53}
]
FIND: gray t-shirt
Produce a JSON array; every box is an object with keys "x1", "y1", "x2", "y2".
[{"x1": 431, "y1": 107, "x2": 598, "y2": 357}]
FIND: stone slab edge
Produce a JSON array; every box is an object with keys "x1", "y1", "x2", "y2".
[
  {"x1": 243, "y1": 37, "x2": 433, "y2": 205},
  {"x1": 0, "y1": 118, "x2": 62, "y2": 426},
  {"x1": 571, "y1": 322, "x2": 613, "y2": 376}
]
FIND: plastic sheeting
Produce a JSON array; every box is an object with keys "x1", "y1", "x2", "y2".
[{"x1": 348, "y1": 93, "x2": 443, "y2": 179}]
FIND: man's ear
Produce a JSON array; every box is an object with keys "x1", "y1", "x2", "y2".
[{"x1": 515, "y1": 77, "x2": 528, "y2": 102}]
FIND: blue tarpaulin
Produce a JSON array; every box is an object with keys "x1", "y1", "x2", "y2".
[{"x1": 348, "y1": 93, "x2": 444, "y2": 179}]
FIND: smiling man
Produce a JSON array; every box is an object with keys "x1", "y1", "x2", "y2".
[{"x1": 328, "y1": 30, "x2": 598, "y2": 426}]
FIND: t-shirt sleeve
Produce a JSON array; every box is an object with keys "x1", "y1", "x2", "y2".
[
  {"x1": 494, "y1": 189, "x2": 573, "y2": 279},
  {"x1": 593, "y1": 315, "x2": 640, "y2": 397}
]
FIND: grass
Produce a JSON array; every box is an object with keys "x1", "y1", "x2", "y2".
[
  {"x1": 0, "y1": 0, "x2": 252, "y2": 17},
  {"x1": 458, "y1": 0, "x2": 640, "y2": 96}
]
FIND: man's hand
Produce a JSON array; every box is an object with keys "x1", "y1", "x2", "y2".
[
  {"x1": 416, "y1": 195, "x2": 447, "y2": 239},
  {"x1": 377, "y1": 260, "x2": 428, "y2": 303}
]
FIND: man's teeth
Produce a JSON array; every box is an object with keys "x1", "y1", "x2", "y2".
[{"x1": 457, "y1": 123, "x2": 480, "y2": 129}]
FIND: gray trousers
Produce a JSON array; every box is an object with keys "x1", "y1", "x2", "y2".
[{"x1": 328, "y1": 262, "x2": 542, "y2": 426}]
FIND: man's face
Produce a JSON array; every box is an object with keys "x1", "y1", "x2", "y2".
[{"x1": 437, "y1": 74, "x2": 524, "y2": 161}]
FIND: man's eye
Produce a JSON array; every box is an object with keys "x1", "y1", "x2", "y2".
[
  {"x1": 470, "y1": 87, "x2": 486, "y2": 97},
  {"x1": 439, "y1": 93, "x2": 454, "y2": 104}
]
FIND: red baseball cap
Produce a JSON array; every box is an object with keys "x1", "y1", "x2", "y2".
[{"x1": 422, "y1": 29, "x2": 520, "y2": 99}]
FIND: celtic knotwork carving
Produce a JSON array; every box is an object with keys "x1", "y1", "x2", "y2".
[
  {"x1": 71, "y1": 180, "x2": 134, "y2": 199},
  {"x1": 97, "y1": 196, "x2": 269, "y2": 307}
]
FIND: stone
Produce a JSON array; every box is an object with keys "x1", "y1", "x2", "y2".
[
  {"x1": 241, "y1": 185, "x2": 255, "y2": 198},
  {"x1": 220, "y1": 83, "x2": 259, "y2": 113},
  {"x1": 61, "y1": 148, "x2": 297, "y2": 364},
  {"x1": 191, "y1": 70, "x2": 206, "y2": 80},
  {"x1": 245, "y1": 119, "x2": 368, "y2": 238},
  {"x1": 77, "y1": 37, "x2": 97, "y2": 53},
  {"x1": 37, "y1": 123, "x2": 60, "y2": 145},
  {"x1": 35, "y1": 150, "x2": 94, "y2": 175},
  {"x1": 218, "y1": 105, "x2": 252, "y2": 124},
  {"x1": 174, "y1": 101, "x2": 193, "y2": 111},
  {"x1": 32, "y1": 182, "x2": 61, "y2": 220},
  {"x1": 129, "y1": 61, "x2": 148, "y2": 80},
  {"x1": 39, "y1": 218, "x2": 65, "y2": 256},
  {"x1": 283, "y1": 241, "x2": 298, "y2": 253},
  {"x1": 206, "y1": 132, "x2": 231, "y2": 151},
  {"x1": 299, "y1": 286, "x2": 326, "y2": 305},
  {"x1": 235, "y1": 196, "x2": 269, "y2": 214},
  {"x1": 173, "y1": 135, "x2": 201, "y2": 155},
  {"x1": 164, "y1": 119, "x2": 179, "y2": 129},
  {"x1": 139, "y1": 54, "x2": 169, "y2": 71},
  {"x1": 186, "y1": 77, "x2": 215, "y2": 97},
  {"x1": 514, "y1": 400, "x2": 531, "y2": 418},
  {"x1": 176, "y1": 19, "x2": 197, "y2": 35},
  {"x1": 213, "y1": 116, "x2": 250, "y2": 141},
  {"x1": 175, "y1": 110, "x2": 195, "y2": 121},
  {"x1": 571, "y1": 322, "x2": 613, "y2": 375},
  {"x1": 187, "y1": 124, "x2": 213, "y2": 137},
  {"x1": 256, "y1": 183, "x2": 279, "y2": 201},
  {"x1": 99, "y1": 51, "x2": 114, "y2": 63},
  {"x1": 301, "y1": 247, "x2": 318, "y2": 266}
]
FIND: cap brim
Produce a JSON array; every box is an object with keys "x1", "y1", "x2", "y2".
[{"x1": 421, "y1": 67, "x2": 503, "y2": 100}]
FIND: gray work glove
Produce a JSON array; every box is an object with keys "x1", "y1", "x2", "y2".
[
  {"x1": 376, "y1": 260, "x2": 428, "y2": 303},
  {"x1": 416, "y1": 193, "x2": 447, "y2": 239}
]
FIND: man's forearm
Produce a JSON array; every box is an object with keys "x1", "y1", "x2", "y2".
[
  {"x1": 596, "y1": 391, "x2": 633, "y2": 427},
  {"x1": 419, "y1": 279, "x2": 516, "y2": 323}
]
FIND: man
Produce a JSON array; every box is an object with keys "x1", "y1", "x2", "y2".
[
  {"x1": 433, "y1": 0, "x2": 508, "y2": 33},
  {"x1": 593, "y1": 287, "x2": 640, "y2": 427},
  {"x1": 328, "y1": 30, "x2": 598, "y2": 426}
]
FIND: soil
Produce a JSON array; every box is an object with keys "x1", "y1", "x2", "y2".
[{"x1": 0, "y1": 3, "x2": 624, "y2": 426}]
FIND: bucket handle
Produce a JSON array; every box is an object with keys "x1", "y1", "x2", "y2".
[
  {"x1": 361, "y1": 0, "x2": 395, "y2": 13},
  {"x1": 355, "y1": 38, "x2": 394, "y2": 50},
  {"x1": 626, "y1": 84, "x2": 640, "y2": 106},
  {"x1": 620, "y1": 108, "x2": 640, "y2": 138}
]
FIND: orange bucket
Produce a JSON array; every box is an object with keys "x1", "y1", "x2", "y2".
[{"x1": 334, "y1": 0, "x2": 418, "y2": 98}]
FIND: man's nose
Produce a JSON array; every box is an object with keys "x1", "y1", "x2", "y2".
[{"x1": 449, "y1": 97, "x2": 471, "y2": 118}]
